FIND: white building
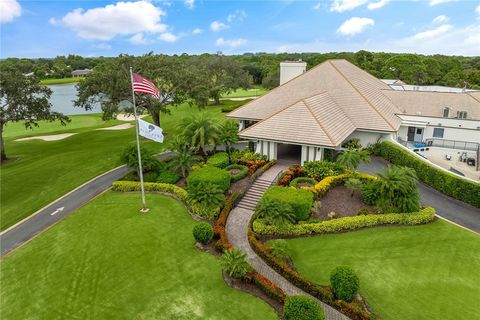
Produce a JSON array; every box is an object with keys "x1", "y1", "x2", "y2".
[{"x1": 227, "y1": 59, "x2": 480, "y2": 168}]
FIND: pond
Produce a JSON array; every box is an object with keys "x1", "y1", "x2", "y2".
[{"x1": 48, "y1": 83, "x2": 101, "y2": 115}]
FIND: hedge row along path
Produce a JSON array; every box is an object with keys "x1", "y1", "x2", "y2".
[
  {"x1": 226, "y1": 160, "x2": 351, "y2": 320},
  {"x1": 358, "y1": 157, "x2": 480, "y2": 233}
]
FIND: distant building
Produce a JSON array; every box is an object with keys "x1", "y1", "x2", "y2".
[
  {"x1": 72, "y1": 69, "x2": 91, "y2": 78},
  {"x1": 227, "y1": 59, "x2": 480, "y2": 167}
]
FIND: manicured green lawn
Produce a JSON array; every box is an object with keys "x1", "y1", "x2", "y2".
[
  {"x1": 285, "y1": 220, "x2": 480, "y2": 320},
  {"x1": 40, "y1": 77, "x2": 81, "y2": 85},
  {"x1": 1, "y1": 103, "x2": 226, "y2": 230},
  {"x1": 221, "y1": 86, "x2": 268, "y2": 98},
  {"x1": 0, "y1": 192, "x2": 277, "y2": 319}
]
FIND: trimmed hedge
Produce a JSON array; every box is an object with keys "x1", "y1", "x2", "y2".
[
  {"x1": 225, "y1": 164, "x2": 249, "y2": 182},
  {"x1": 375, "y1": 141, "x2": 480, "y2": 207},
  {"x1": 207, "y1": 152, "x2": 230, "y2": 168},
  {"x1": 284, "y1": 296, "x2": 325, "y2": 320},
  {"x1": 262, "y1": 186, "x2": 314, "y2": 221},
  {"x1": 290, "y1": 177, "x2": 317, "y2": 188},
  {"x1": 253, "y1": 207, "x2": 436, "y2": 236},
  {"x1": 193, "y1": 222, "x2": 214, "y2": 244},
  {"x1": 187, "y1": 166, "x2": 231, "y2": 192},
  {"x1": 111, "y1": 181, "x2": 188, "y2": 201},
  {"x1": 330, "y1": 266, "x2": 359, "y2": 302},
  {"x1": 244, "y1": 271, "x2": 287, "y2": 303},
  {"x1": 303, "y1": 172, "x2": 376, "y2": 196}
]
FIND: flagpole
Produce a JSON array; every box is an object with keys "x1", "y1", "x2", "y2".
[{"x1": 129, "y1": 67, "x2": 148, "y2": 212}]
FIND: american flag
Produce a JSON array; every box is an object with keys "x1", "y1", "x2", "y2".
[{"x1": 132, "y1": 73, "x2": 160, "y2": 99}]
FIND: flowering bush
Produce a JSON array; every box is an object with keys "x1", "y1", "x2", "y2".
[
  {"x1": 244, "y1": 271, "x2": 287, "y2": 302},
  {"x1": 303, "y1": 161, "x2": 345, "y2": 181},
  {"x1": 278, "y1": 164, "x2": 304, "y2": 186}
]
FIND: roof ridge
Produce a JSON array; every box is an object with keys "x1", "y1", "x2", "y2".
[
  {"x1": 467, "y1": 92, "x2": 480, "y2": 104},
  {"x1": 327, "y1": 60, "x2": 397, "y2": 131},
  {"x1": 228, "y1": 60, "x2": 332, "y2": 119},
  {"x1": 302, "y1": 97, "x2": 336, "y2": 146}
]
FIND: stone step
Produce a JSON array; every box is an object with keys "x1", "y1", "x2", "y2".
[
  {"x1": 253, "y1": 181, "x2": 271, "y2": 187},
  {"x1": 248, "y1": 187, "x2": 269, "y2": 193},
  {"x1": 239, "y1": 198, "x2": 260, "y2": 206},
  {"x1": 242, "y1": 193, "x2": 263, "y2": 200}
]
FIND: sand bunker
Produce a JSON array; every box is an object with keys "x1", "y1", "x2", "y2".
[
  {"x1": 96, "y1": 123, "x2": 133, "y2": 131},
  {"x1": 116, "y1": 114, "x2": 147, "y2": 121},
  {"x1": 15, "y1": 133, "x2": 77, "y2": 142}
]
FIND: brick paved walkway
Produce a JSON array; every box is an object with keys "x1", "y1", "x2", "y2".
[{"x1": 226, "y1": 162, "x2": 350, "y2": 320}]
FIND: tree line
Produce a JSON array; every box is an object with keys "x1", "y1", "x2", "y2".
[{"x1": 2, "y1": 51, "x2": 479, "y2": 88}]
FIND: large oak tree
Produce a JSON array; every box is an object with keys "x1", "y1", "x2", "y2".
[{"x1": 0, "y1": 67, "x2": 69, "y2": 162}]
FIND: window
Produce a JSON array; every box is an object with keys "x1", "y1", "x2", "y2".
[
  {"x1": 443, "y1": 107, "x2": 449, "y2": 118},
  {"x1": 416, "y1": 128, "x2": 422, "y2": 134},
  {"x1": 433, "y1": 128, "x2": 444, "y2": 138},
  {"x1": 457, "y1": 111, "x2": 468, "y2": 119}
]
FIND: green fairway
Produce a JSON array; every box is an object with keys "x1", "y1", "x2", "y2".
[
  {"x1": 285, "y1": 220, "x2": 480, "y2": 320},
  {"x1": 39, "y1": 77, "x2": 81, "y2": 85},
  {"x1": 0, "y1": 192, "x2": 277, "y2": 320},
  {"x1": 221, "y1": 86, "x2": 268, "y2": 98},
  {"x1": 1, "y1": 103, "x2": 226, "y2": 230}
]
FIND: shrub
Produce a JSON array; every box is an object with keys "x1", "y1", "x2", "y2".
[
  {"x1": 230, "y1": 149, "x2": 266, "y2": 163},
  {"x1": 189, "y1": 201, "x2": 221, "y2": 220},
  {"x1": 357, "y1": 208, "x2": 371, "y2": 216},
  {"x1": 303, "y1": 161, "x2": 345, "y2": 181},
  {"x1": 336, "y1": 150, "x2": 370, "y2": 169},
  {"x1": 142, "y1": 171, "x2": 158, "y2": 182},
  {"x1": 341, "y1": 138, "x2": 362, "y2": 150},
  {"x1": 207, "y1": 152, "x2": 230, "y2": 168},
  {"x1": 187, "y1": 166, "x2": 231, "y2": 192},
  {"x1": 192, "y1": 222, "x2": 213, "y2": 244},
  {"x1": 188, "y1": 182, "x2": 226, "y2": 208},
  {"x1": 252, "y1": 207, "x2": 435, "y2": 236},
  {"x1": 375, "y1": 166, "x2": 420, "y2": 213},
  {"x1": 375, "y1": 141, "x2": 480, "y2": 207},
  {"x1": 268, "y1": 239, "x2": 290, "y2": 261},
  {"x1": 225, "y1": 164, "x2": 249, "y2": 182},
  {"x1": 255, "y1": 198, "x2": 296, "y2": 225},
  {"x1": 330, "y1": 266, "x2": 360, "y2": 302},
  {"x1": 262, "y1": 186, "x2": 314, "y2": 221},
  {"x1": 283, "y1": 296, "x2": 325, "y2": 320},
  {"x1": 156, "y1": 171, "x2": 181, "y2": 184},
  {"x1": 360, "y1": 181, "x2": 379, "y2": 205},
  {"x1": 278, "y1": 164, "x2": 304, "y2": 186},
  {"x1": 120, "y1": 144, "x2": 160, "y2": 174},
  {"x1": 290, "y1": 177, "x2": 317, "y2": 188},
  {"x1": 221, "y1": 248, "x2": 251, "y2": 278},
  {"x1": 111, "y1": 181, "x2": 188, "y2": 201},
  {"x1": 245, "y1": 271, "x2": 286, "y2": 302}
]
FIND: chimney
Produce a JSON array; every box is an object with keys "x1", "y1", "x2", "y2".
[{"x1": 279, "y1": 60, "x2": 307, "y2": 85}]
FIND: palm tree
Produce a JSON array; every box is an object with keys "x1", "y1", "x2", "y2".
[
  {"x1": 376, "y1": 166, "x2": 420, "y2": 212},
  {"x1": 345, "y1": 178, "x2": 363, "y2": 197},
  {"x1": 187, "y1": 182, "x2": 225, "y2": 208},
  {"x1": 177, "y1": 113, "x2": 221, "y2": 156},
  {"x1": 255, "y1": 198, "x2": 296, "y2": 225},
  {"x1": 219, "y1": 120, "x2": 239, "y2": 154},
  {"x1": 220, "y1": 248, "x2": 251, "y2": 278},
  {"x1": 336, "y1": 149, "x2": 371, "y2": 169},
  {"x1": 170, "y1": 148, "x2": 200, "y2": 178}
]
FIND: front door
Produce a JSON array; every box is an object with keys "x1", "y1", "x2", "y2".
[
  {"x1": 407, "y1": 127, "x2": 415, "y2": 142},
  {"x1": 414, "y1": 127, "x2": 424, "y2": 142}
]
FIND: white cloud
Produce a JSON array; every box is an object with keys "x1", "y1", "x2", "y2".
[
  {"x1": 215, "y1": 37, "x2": 247, "y2": 48},
  {"x1": 432, "y1": 15, "x2": 449, "y2": 24},
  {"x1": 413, "y1": 24, "x2": 452, "y2": 40},
  {"x1": 367, "y1": 0, "x2": 389, "y2": 10},
  {"x1": 476, "y1": 4, "x2": 480, "y2": 17},
  {"x1": 184, "y1": 0, "x2": 194, "y2": 10},
  {"x1": 0, "y1": 0, "x2": 21, "y2": 23},
  {"x1": 226, "y1": 10, "x2": 246, "y2": 23},
  {"x1": 49, "y1": 17, "x2": 58, "y2": 26},
  {"x1": 313, "y1": 2, "x2": 323, "y2": 10},
  {"x1": 337, "y1": 17, "x2": 374, "y2": 36},
  {"x1": 130, "y1": 33, "x2": 147, "y2": 45},
  {"x1": 158, "y1": 32, "x2": 178, "y2": 42},
  {"x1": 92, "y1": 43, "x2": 112, "y2": 50},
  {"x1": 58, "y1": 1, "x2": 167, "y2": 40},
  {"x1": 210, "y1": 21, "x2": 229, "y2": 31},
  {"x1": 429, "y1": 0, "x2": 454, "y2": 6},
  {"x1": 192, "y1": 28, "x2": 202, "y2": 34},
  {"x1": 330, "y1": 0, "x2": 368, "y2": 13}
]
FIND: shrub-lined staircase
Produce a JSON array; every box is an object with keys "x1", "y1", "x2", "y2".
[{"x1": 236, "y1": 178, "x2": 272, "y2": 210}]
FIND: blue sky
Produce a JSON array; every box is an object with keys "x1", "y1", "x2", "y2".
[{"x1": 1, "y1": 0, "x2": 479, "y2": 58}]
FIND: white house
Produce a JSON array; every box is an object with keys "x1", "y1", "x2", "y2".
[{"x1": 227, "y1": 59, "x2": 480, "y2": 166}]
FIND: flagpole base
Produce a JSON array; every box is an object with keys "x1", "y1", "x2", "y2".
[{"x1": 140, "y1": 207, "x2": 150, "y2": 213}]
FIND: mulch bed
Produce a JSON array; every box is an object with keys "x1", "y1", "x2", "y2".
[
  {"x1": 194, "y1": 241, "x2": 222, "y2": 257},
  {"x1": 312, "y1": 186, "x2": 376, "y2": 220},
  {"x1": 223, "y1": 272, "x2": 284, "y2": 318}
]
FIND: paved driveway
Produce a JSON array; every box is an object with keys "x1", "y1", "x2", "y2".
[{"x1": 358, "y1": 157, "x2": 480, "y2": 233}]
